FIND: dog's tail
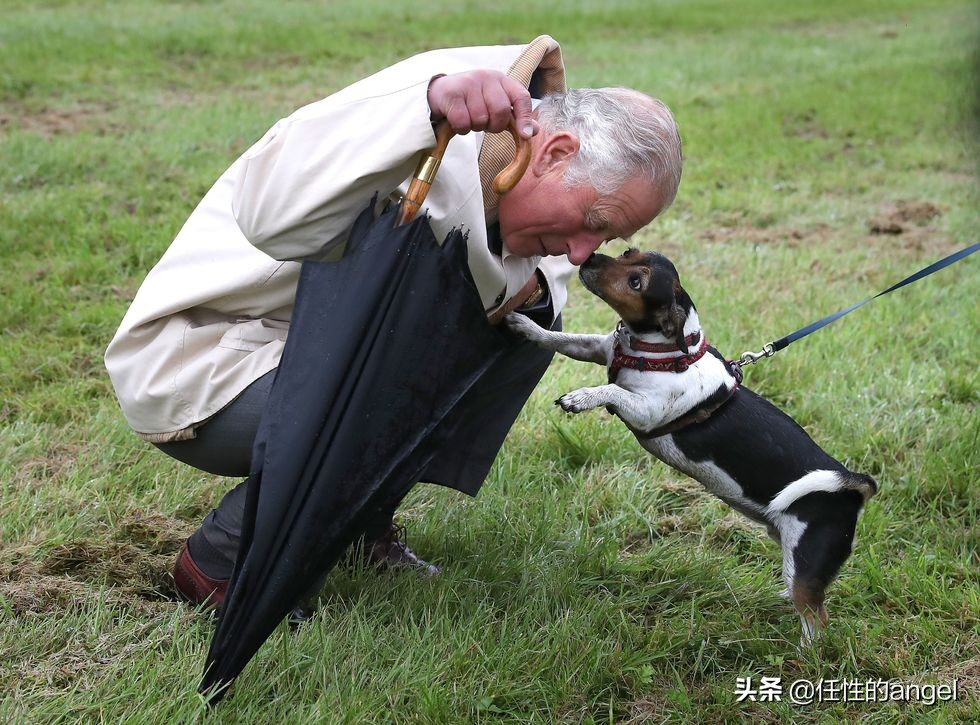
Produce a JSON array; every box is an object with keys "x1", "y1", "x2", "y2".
[
  {"x1": 765, "y1": 469, "x2": 878, "y2": 516},
  {"x1": 840, "y1": 471, "x2": 878, "y2": 502}
]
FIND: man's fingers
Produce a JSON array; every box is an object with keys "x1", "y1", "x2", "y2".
[
  {"x1": 503, "y1": 77, "x2": 535, "y2": 138},
  {"x1": 482, "y1": 82, "x2": 515, "y2": 133},
  {"x1": 428, "y1": 71, "x2": 536, "y2": 137},
  {"x1": 444, "y1": 97, "x2": 474, "y2": 134},
  {"x1": 464, "y1": 85, "x2": 490, "y2": 133}
]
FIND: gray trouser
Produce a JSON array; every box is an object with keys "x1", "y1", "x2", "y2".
[{"x1": 155, "y1": 315, "x2": 559, "y2": 579}]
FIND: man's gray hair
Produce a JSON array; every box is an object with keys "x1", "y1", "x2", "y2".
[{"x1": 536, "y1": 88, "x2": 683, "y2": 208}]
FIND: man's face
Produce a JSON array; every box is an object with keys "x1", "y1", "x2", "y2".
[{"x1": 497, "y1": 130, "x2": 666, "y2": 265}]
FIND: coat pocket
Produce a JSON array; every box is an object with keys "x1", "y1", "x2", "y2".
[{"x1": 217, "y1": 317, "x2": 290, "y2": 353}]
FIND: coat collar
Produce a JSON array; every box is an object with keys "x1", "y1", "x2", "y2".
[{"x1": 478, "y1": 35, "x2": 565, "y2": 222}]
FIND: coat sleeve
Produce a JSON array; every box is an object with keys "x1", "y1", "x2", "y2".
[{"x1": 231, "y1": 67, "x2": 442, "y2": 261}]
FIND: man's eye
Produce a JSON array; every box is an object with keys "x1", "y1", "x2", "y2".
[{"x1": 628, "y1": 275, "x2": 642, "y2": 290}]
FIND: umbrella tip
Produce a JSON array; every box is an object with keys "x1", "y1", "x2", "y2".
[{"x1": 199, "y1": 668, "x2": 236, "y2": 707}]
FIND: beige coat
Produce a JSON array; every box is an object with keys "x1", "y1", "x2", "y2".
[{"x1": 105, "y1": 36, "x2": 573, "y2": 442}]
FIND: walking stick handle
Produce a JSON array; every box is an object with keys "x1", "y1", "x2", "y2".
[
  {"x1": 399, "y1": 120, "x2": 531, "y2": 225},
  {"x1": 490, "y1": 124, "x2": 532, "y2": 195}
]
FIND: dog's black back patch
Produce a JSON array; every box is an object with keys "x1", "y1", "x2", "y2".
[{"x1": 669, "y1": 386, "x2": 848, "y2": 506}]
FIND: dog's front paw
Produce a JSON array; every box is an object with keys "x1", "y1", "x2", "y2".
[
  {"x1": 555, "y1": 387, "x2": 602, "y2": 414},
  {"x1": 503, "y1": 312, "x2": 543, "y2": 340}
]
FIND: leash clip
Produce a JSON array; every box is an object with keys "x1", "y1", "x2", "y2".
[{"x1": 738, "y1": 342, "x2": 776, "y2": 367}]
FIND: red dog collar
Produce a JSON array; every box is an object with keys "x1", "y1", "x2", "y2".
[{"x1": 610, "y1": 327, "x2": 710, "y2": 376}]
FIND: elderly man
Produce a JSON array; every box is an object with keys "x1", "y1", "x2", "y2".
[{"x1": 104, "y1": 35, "x2": 682, "y2": 608}]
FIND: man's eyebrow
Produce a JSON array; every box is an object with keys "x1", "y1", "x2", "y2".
[
  {"x1": 587, "y1": 204, "x2": 632, "y2": 241},
  {"x1": 584, "y1": 206, "x2": 609, "y2": 230}
]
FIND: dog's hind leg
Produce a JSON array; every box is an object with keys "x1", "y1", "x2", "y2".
[
  {"x1": 783, "y1": 514, "x2": 860, "y2": 645},
  {"x1": 772, "y1": 514, "x2": 832, "y2": 645},
  {"x1": 791, "y1": 580, "x2": 829, "y2": 645},
  {"x1": 766, "y1": 472, "x2": 872, "y2": 643}
]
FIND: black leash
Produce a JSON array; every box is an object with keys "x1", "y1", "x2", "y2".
[{"x1": 734, "y1": 243, "x2": 979, "y2": 372}]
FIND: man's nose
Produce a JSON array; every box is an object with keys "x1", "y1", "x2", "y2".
[{"x1": 566, "y1": 232, "x2": 606, "y2": 265}]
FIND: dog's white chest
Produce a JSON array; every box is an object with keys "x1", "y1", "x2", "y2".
[{"x1": 612, "y1": 353, "x2": 734, "y2": 432}]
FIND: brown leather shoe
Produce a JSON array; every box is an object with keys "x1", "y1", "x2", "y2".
[
  {"x1": 173, "y1": 541, "x2": 229, "y2": 609},
  {"x1": 361, "y1": 524, "x2": 442, "y2": 576}
]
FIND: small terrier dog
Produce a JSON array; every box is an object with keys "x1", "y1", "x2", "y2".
[{"x1": 506, "y1": 249, "x2": 876, "y2": 642}]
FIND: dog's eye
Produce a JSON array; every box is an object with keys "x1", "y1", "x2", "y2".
[{"x1": 628, "y1": 274, "x2": 642, "y2": 290}]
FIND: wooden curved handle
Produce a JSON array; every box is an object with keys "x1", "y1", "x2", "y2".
[
  {"x1": 399, "y1": 120, "x2": 531, "y2": 225},
  {"x1": 491, "y1": 123, "x2": 532, "y2": 195}
]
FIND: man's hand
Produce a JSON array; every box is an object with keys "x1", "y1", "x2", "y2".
[{"x1": 427, "y1": 70, "x2": 536, "y2": 139}]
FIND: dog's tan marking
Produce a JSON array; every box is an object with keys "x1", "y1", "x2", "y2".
[
  {"x1": 586, "y1": 256, "x2": 652, "y2": 326},
  {"x1": 792, "y1": 581, "x2": 829, "y2": 640}
]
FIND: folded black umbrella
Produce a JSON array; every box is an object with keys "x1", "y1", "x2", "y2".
[{"x1": 201, "y1": 125, "x2": 530, "y2": 701}]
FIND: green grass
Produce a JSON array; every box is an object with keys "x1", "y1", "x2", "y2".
[{"x1": 1, "y1": 0, "x2": 978, "y2": 721}]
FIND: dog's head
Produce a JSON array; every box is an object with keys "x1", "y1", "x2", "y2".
[{"x1": 578, "y1": 249, "x2": 695, "y2": 351}]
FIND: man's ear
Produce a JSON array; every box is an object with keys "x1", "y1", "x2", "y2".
[{"x1": 531, "y1": 131, "x2": 580, "y2": 177}]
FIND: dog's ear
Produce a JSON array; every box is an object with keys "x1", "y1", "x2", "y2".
[{"x1": 664, "y1": 302, "x2": 689, "y2": 353}]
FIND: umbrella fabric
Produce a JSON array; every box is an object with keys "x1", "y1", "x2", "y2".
[{"x1": 201, "y1": 198, "x2": 517, "y2": 699}]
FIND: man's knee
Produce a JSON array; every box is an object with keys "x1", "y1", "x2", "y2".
[{"x1": 152, "y1": 369, "x2": 276, "y2": 477}]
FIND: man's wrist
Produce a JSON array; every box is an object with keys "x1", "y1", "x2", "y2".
[{"x1": 426, "y1": 74, "x2": 447, "y2": 122}]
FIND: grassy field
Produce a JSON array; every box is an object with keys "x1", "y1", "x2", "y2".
[{"x1": 1, "y1": 0, "x2": 978, "y2": 721}]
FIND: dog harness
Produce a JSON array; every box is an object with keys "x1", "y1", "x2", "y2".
[{"x1": 609, "y1": 321, "x2": 742, "y2": 438}]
